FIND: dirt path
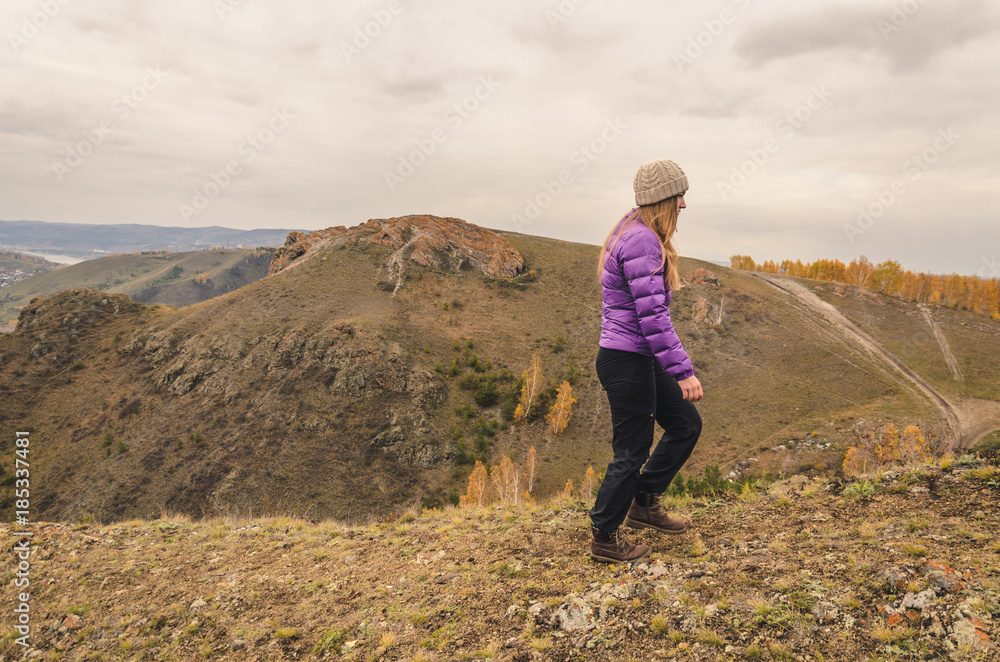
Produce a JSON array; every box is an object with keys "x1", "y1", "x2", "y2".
[
  {"x1": 913, "y1": 303, "x2": 1000, "y2": 447},
  {"x1": 953, "y1": 396, "x2": 1000, "y2": 449},
  {"x1": 918, "y1": 303, "x2": 966, "y2": 385},
  {"x1": 750, "y1": 273, "x2": 995, "y2": 447}
]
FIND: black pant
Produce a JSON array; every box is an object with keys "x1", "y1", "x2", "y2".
[{"x1": 590, "y1": 346, "x2": 703, "y2": 532}]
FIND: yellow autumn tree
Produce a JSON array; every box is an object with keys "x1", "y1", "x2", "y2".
[
  {"x1": 560, "y1": 479, "x2": 574, "y2": 501},
  {"x1": 546, "y1": 381, "x2": 577, "y2": 436},
  {"x1": 526, "y1": 446, "x2": 537, "y2": 494},
  {"x1": 727, "y1": 253, "x2": 1000, "y2": 320},
  {"x1": 877, "y1": 423, "x2": 901, "y2": 465},
  {"x1": 514, "y1": 354, "x2": 544, "y2": 423},
  {"x1": 842, "y1": 446, "x2": 869, "y2": 476},
  {"x1": 899, "y1": 425, "x2": 930, "y2": 465},
  {"x1": 459, "y1": 461, "x2": 489, "y2": 507},
  {"x1": 581, "y1": 466, "x2": 599, "y2": 499},
  {"x1": 843, "y1": 422, "x2": 933, "y2": 476},
  {"x1": 873, "y1": 260, "x2": 905, "y2": 296},
  {"x1": 490, "y1": 455, "x2": 521, "y2": 505},
  {"x1": 843, "y1": 423, "x2": 883, "y2": 476}
]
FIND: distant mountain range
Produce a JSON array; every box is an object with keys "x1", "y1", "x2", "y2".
[{"x1": 0, "y1": 220, "x2": 299, "y2": 259}]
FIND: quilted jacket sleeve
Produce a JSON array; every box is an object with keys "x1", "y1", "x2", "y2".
[{"x1": 619, "y1": 231, "x2": 695, "y2": 380}]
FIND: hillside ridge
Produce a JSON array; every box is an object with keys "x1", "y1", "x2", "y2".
[{"x1": 268, "y1": 215, "x2": 524, "y2": 291}]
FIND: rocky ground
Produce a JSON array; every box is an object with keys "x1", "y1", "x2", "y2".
[{"x1": 2, "y1": 459, "x2": 999, "y2": 661}]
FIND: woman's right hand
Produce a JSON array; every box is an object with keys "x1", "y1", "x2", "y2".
[{"x1": 677, "y1": 375, "x2": 703, "y2": 402}]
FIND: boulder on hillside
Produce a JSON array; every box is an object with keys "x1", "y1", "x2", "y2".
[
  {"x1": 693, "y1": 298, "x2": 709, "y2": 323},
  {"x1": 683, "y1": 268, "x2": 720, "y2": 288}
]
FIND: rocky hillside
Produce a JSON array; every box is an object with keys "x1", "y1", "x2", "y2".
[
  {"x1": 2, "y1": 460, "x2": 997, "y2": 661},
  {"x1": 268, "y1": 214, "x2": 524, "y2": 288},
  {"x1": 0, "y1": 214, "x2": 997, "y2": 524}
]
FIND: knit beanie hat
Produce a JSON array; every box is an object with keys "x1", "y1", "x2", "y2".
[{"x1": 633, "y1": 159, "x2": 689, "y2": 206}]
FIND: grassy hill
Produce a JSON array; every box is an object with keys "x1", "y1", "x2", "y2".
[
  {"x1": 0, "y1": 248, "x2": 274, "y2": 328},
  {"x1": 1, "y1": 461, "x2": 997, "y2": 660},
  {"x1": 0, "y1": 215, "x2": 997, "y2": 525}
]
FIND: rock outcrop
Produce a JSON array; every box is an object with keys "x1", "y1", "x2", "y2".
[
  {"x1": 692, "y1": 298, "x2": 710, "y2": 323},
  {"x1": 683, "y1": 268, "x2": 720, "y2": 288},
  {"x1": 122, "y1": 319, "x2": 449, "y2": 469},
  {"x1": 268, "y1": 215, "x2": 524, "y2": 293}
]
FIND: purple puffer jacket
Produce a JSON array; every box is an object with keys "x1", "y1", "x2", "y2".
[{"x1": 598, "y1": 208, "x2": 695, "y2": 380}]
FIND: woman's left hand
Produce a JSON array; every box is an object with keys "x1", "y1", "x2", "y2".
[{"x1": 677, "y1": 375, "x2": 703, "y2": 402}]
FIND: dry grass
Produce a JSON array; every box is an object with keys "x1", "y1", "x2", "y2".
[{"x1": 871, "y1": 625, "x2": 917, "y2": 644}]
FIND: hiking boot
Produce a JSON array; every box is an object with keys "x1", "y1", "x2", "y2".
[
  {"x1": 625, "y1": 492, "x2": 690, "y2": 534},
  {"x1": 589, "y1": 525, "x2": 651, "y2": 564}
]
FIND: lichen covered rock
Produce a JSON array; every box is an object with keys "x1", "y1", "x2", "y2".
[{"x1": 683, "y1": 268, "x2": 720, "y2": 288}]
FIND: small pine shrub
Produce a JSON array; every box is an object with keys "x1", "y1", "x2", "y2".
[
  {"x1": 473, "y1": 417, "x2": 499, "y2": 438},
  {"x1": 553, "y1": 334, "x2": 566, "y2": 353},
  {"x1": 474, "y1": 380, "x2": 500, "y2": 407},
  {"x1": 454, "y1": 403, "x2": 475, "y2": 420},
  {"x1": 454, "y1": 441, "x2": 474, "y2": 465},
  {"x1": 564, "y1": 360, "x2": 579, "y2": 385}
]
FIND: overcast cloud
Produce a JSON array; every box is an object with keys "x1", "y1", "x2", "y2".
[{"x1": 1, "y1": 0, "x2": 998, "y2": 275}]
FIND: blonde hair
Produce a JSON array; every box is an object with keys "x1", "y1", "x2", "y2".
[{"x1": 597, "y1": 196, "x2": 682, "y2": 290}]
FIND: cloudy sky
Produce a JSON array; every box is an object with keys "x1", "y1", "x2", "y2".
[{"x1": 2, "y1": 0, "x2": 998, "y2": 275}]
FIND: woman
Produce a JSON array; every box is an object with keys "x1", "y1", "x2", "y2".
[{"x1": 589, "y1": 159, "x2": 704, "y2": 563}]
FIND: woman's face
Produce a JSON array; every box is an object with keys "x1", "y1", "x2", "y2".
[{"x1": 678, "y1": 195, "x2": 686, "y2": 213}]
